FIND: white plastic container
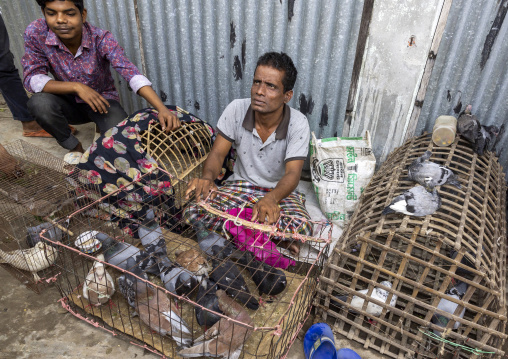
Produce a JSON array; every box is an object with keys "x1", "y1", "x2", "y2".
[
  {"x1": 432, "y1": 115, "x2": 457, "y2": 147},
  {"x1": 75, "y1": 230, "x2": 101, "y2": 254}
]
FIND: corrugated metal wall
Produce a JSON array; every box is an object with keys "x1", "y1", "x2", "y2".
[
  {"x1": 0, "y1": 0, "x2": 364, "y2": 138},
  {"x1": 416, "y1": 0, "x2": 508, "y2": 174}
]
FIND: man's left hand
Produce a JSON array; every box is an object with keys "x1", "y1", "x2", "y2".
[
  {"x1": 251, "y1": 195, "x2": 280, "y2": 225},
  {"x1": 157, "y1": 107, "x2": 181, "y2": 133}
]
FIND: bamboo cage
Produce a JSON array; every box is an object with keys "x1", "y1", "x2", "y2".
[
  {"x1": 140, "y1": 106, "x2": 213, "y2": 185},
  {"x1": 43, "y1": 168, "x2": 332, "y2": 359},
  {"x1": 0, "y1": 140, "x2": 92, "y2": 293},
  {"x1": 316, "y1": 133, "x2": 507, "y2": 359}
]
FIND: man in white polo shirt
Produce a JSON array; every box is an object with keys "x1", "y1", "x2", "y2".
[{"x1": 185, "y1": 52, "x2": 311, "y2": 255}]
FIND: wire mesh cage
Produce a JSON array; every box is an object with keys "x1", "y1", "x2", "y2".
[
  {"x1": 0, "y1": 140, "x2": 93, "y2": 293},
  {"x1": 139, "y1": 106, "x2": 213, "y2": 184},
  {"x1": 316, "y1": 133, "x2": 507, "y2": 359},
  {"x1": 43, "y1": 168, "x2": 331, "y2": 359}
]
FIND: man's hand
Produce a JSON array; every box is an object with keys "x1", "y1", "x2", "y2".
[
  {"x1": 157, "y1": 107, "x2": 180, "y2": 133},
  {"x1": 251, "y1": 194, "x2": 280, "y2": 225},
  {"x1": 75, "y1": 83, "x2": 110, "y2": 114},
  {"x1": 185, "y1": 177, "x2": 217, "y2": 201}
]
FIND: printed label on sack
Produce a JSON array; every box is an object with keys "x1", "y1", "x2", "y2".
[{"x1": 311, "y1": 158, "x2": 345, "y2": 183}]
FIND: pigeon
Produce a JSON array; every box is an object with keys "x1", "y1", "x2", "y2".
[
  {"x1": 159, "y1": 261, "x2": 204, "y2": 297},
  {"x1": 210, "y1": 257, "x2": 259, "y2": 310},
  {"x1": 333, "y1": 281, "x2": 398, "y2": 317},
  {"x1": 237, "y1": 250, "x2": 287, "y2": 296},
  {"x1": 178, "y1": 289, "x2": 253, "y2": 358},
  {"x1": 97, "y1": 232, "x2": 153, "y2": 278},
  {"x1": 175, "y1": 272, "x2": 199, "y2": 297},
  {"x1": 475, "y1": 124, "x2": 505, "y2": 156},
  {"x1": 134, "y1": 274, "x2": 193, "y2": 347},
  {"x1": 195, "y1": 278, "x2": 223, "y2": 327},
  {"x1": 83, "y1": 254, "x2": 115, "y2": 306},
  {"x1": 138, "y1": 218, "x2": 172, "y2": 270},
  {"x1": 26, "y1": 222, "x2": 63, "y2": 248},
  {"x1": 142, "y1": 237, "x2": 171, "y2": 273},
  {"x1": 432, "y1": 280, "x2": 468, "y2": 336},
  {"x1": 457, "y1": 105, "x2": 481, "y2": 144},
  {"x1": 0, "y1": 241, "x2": 58, "y2": 281},
  {"x1": 407, "y1": 151, "x2": 461, "y2": 190},
  {"x1": 118, "y1": 257, "x2": 149, "y2": 308},
  {"x1": 194, "y1": 222, "x2": 228, "y2": 257},
  {"x1": 175, "y1": 248, "x2": 211, "y2": 276},
  {"x1": 382, "y1": 185, "x2": 441, "y2": 217}
]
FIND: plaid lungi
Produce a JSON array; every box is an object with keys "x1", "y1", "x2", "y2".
[{"x1": 183, "y1": 180, "x2": 312, "y2": 236}]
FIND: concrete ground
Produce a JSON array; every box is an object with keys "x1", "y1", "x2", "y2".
[{"x1": 0, "y1": 95, "x2": 373, "y2": 359}]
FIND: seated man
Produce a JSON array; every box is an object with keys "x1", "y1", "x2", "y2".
[
  {"x1": 185, "y1": 52, "x2": 311, "y2": 255},
  {"x1": 22, "y1": 0, "x2": 179, "y2": 153}
]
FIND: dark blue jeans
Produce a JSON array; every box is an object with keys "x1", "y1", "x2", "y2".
[
  {"x1": 27, "y1": 93, "x2": 128, "y2": 150},
  {"x1": 0, "y1": 14, "x2": 32, "y2": 122}
]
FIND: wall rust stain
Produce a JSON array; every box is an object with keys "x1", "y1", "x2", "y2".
[
  {"x1": 233, "y1": 55, "x2": 243, "y2": 80},
  {"x1": 480, "y1": 0, "x2": 508, "y2": 70},
  {"x1": 230, "y1": 21, "x2": 236, "y2": 49},
  {"x1": 299, "y1": 94, "x2": 314, "y2": 115}
]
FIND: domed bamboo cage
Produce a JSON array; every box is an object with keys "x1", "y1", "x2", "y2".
[
  {"x1": 316, "y1": 133, "x2": 507, "y2": 358},
  {"x1": 139, "y1": 106, "x2": 213, "y2": 185}
]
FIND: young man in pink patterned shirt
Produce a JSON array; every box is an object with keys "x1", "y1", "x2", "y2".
[{"x1": 22, "y1": 0, "x2": 179, "y2": 153}]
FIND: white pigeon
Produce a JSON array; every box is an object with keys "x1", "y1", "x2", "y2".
[
  {"x1": 83, "y1": 254, "x2": 115, "y2": 306},
  {"x1": 0, "y1": 241, "x2": 58, "y2": 281},
  {"x1": 334, "y1": 281, "x2": 397, "y2": 317}
]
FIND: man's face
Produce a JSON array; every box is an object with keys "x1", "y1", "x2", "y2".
[
  {"x1": 251, "y1": 65, "x2": 292, "y2": 115},
  {"x1": 43, "y1": 1, "x2": 87, "y2": 43}
]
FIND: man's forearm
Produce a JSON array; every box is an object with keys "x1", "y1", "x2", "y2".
[
  {"x1": 266, "y1": 171, "x2": 300, "y2": 203},
  {"x1": 201, "y1": 151, "x2": 224, "y2": 181},
  {"x1": 42, "y1": 80, "x2": 80, "y2": 95}
]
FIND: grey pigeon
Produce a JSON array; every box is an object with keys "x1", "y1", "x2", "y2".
[
  {"x1": 333, "y1": 281, "x2": 397, "y2": 317},
  {"x1": 407, "y1": 151, "x2": 461, "y2": 190},
  {"x1": 237, "y1": 250, "x2": 287, "y2": 296},
  {"x1": 457, "y1": 105, "x2": 481, "y2": 143},
  {"x1": 432, "y1": 280, "x2": 468, "y2": 336},
  {"x1": 195, "y1": 278, "x2": 223, "y2": 327},
  {"x1": 475, "y1": 124, "x2": 505, "y2": 156},
  {"x1": 138, "y1": 218, "x2": 172, "y2": 270},
  {"x1": 210, "y1": 257, "x2": 259, "y2": 310},
  {"x1": 159, "y1": 262, "x2": 203, "y2": 297},
  {"x1": 26, "y1": 222, "x2": 63, "y2": 248},
  {"x1": 382, "y1": 185, "x2": 441, "y2": 217},
  {"x1": 194, "y1": 222, "x2": 228, "y2": 257},
  {"x1": 97, "y1": 233, "x2": 152, "y2": 278},
  {"x1": 178, "y1": 290, "x2": 253, "y2": 358},
  {"x1": 118, "y1": 257, "x2": 148, "y2": 308}
]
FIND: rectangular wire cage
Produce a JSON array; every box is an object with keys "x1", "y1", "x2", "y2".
[
  {"x1": 0, "y1": 140, "x2": 92, "y2": 293},
  {"x1": 316, "y1": 133, "x2": 507, "y2": 359},
  {"x1": 42, "y1": 168, "x2": 331, "y2": 359}
]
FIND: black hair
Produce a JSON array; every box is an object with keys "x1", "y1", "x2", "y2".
[
  {"x1": 36, "y1": 0, "x2": 84, "y2": 13},
  {"x1": 255, "y1": 52, "x2": 297, "y2": 92}
]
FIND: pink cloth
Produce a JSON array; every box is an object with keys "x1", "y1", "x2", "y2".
[{"x1": 225, "y1": 207, "x2": 295, "y2": 269}]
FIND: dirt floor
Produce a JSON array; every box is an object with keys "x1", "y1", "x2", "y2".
[{"x1": 0, "y1": 95, "x2": 507, "y2": 359}]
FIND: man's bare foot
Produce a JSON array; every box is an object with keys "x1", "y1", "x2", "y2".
[
  {"x1": 21, "y1": 120, "x2": 44, "y2": 132},
  {"x1": 70, "y1": 142, "x2": 85, "y2": 153},
  {"x1": 274, "y1": 239, "x2": 300, "y2": 256}
]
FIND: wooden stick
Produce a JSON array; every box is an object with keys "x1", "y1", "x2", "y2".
[{"x1": 44, "y1": 217, "x2": 74, "y2": 236}]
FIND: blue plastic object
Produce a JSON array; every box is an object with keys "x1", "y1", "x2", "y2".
[
  {"x1": 337, "y1": 348, "x2": 362, "y2": 359},
  {"x1": 303, "y1": 323, "x2": 338, "y2": 359}
]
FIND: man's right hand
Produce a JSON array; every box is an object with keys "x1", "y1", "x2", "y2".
[
  {"x1": 75, "y1": 83, "x2": 110, "y2": 114},
  {"x1": 185, "y1": 178, "x2": 218, "y2": 201}
]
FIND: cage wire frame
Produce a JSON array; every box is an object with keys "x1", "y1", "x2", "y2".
[
  {"x1": 140, "y1": 106, "x2": 213, "y2": 185},
  {"x1": 42, "y1": 167, "x2": 332, "y2": 359},
  {"x1": 316, "y1": 133, "x2": 507, "y2": 359},
  {"x1": 0, "y1": 140, "x2": 96, "y2": 293}
]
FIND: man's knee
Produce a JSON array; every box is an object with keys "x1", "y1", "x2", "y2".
[{"x1": 27, "y1": 93, "x2": 61, "y2": 120}]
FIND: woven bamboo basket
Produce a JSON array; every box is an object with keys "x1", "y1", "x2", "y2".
[
  {"x1": 316, "y1": 133, "x2": 507, "y2": 358},
  {"x1": 139, "y1": 106, "x2": 213, "y2": 185}
]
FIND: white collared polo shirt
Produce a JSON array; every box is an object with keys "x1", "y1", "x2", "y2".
[{"x1": 217, "y1": 98, "x2": 310, "y2": 189}]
